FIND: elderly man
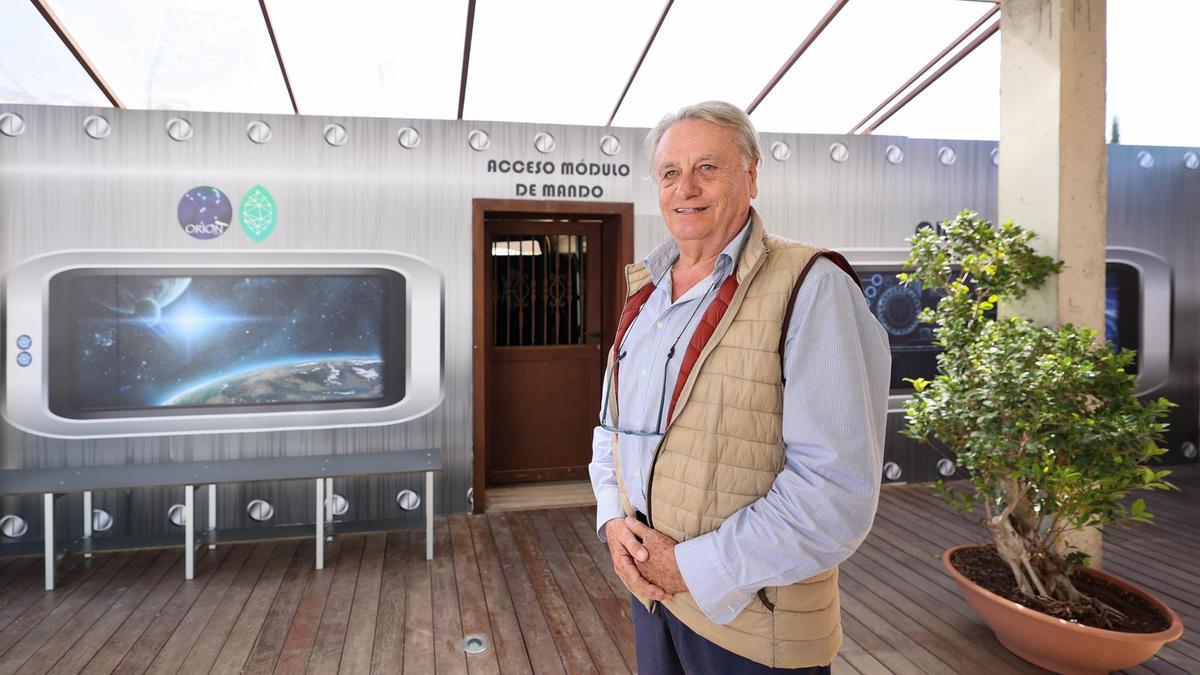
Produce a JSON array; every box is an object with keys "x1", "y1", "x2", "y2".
[{"x1": 589, "y1": 101, "x2": 890, "y2": 674}]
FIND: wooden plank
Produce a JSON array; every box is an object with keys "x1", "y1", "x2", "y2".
[
  {"x1": 45, "y1": 550, "x2": 181, "y2": 675},
  {"x1": 206, "y1": 539, "x2": 301, "y2": 674},
  {"x1": 831, "y1": 653, "x2": 859, "y2": 675},
  {"x1": 15, "y1": 550, "x2": 162, "y2": 675},
  {"x1": 430, "y1": 520, "x2": 467, "y2": 675},
  {"x1": 0, "y1": 552, "x2": 133, "y2": 667},
  {"x1": 563, "y1": 507, "x2": 629, "y2": 606},
  {"x1": 0, "y1": 558, "x2": 36, "y2": 593},
  {"x1": 544, "y1": 510, "x2": 635, "y2": 669},
  {"x1": 272, "y1": 539, "x2": 344, "y2": 674},
  {"x1": 0, "y1": 554, "x2": 98, "y2": 645},
  {"x1": 369, "y1": 532, "x2": 407, "y2": 674},
  {"x1": 839, "y1": 582, "x2": 958, "y2": 675},
  {"x1": 448, "y1": 516, "x2": 500, "y2": 675},
  {"x1": 339, "y1": 533, "x2": 385, "y2": 675},
  {"x1": 836, "y1": 633, "x2": 893, "y2": 675},
  {"x1": 466, "y1": 515, "x2": 534, "y2": 675},
  {"x1": 240, "y1": 540, "x2": 315, "y2": 674},
  {"x1": 306, "y1": 535, "x2": 365, "y2": 673},
  {"x1": 178, "y1": 541, "x2": 278, "y2": 674},
  {"x1": 114, "y1": 544, "x2": 250, "y2": 674},
  {"x1": 838, "y1": 609, "x2": 926, "y2": 675},
  {"x1": 503, "y1": 512, "x2": 596, "y2": 674},
  {"x1": 402, "y1": 528, "x2": 435, "y2": 675},
  {"x1": 484, "y1": 514, "x2": 565, "y2": 675},
  {"x1": 81, "y1": 547, "x2": 225, "y2": 674}
]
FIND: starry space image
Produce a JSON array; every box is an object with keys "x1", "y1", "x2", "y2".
[{"x1": 63, "y1": 274, "x2": 388, "y2": 412}]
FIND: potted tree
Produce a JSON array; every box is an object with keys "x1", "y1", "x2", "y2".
[{"x1": 901, "y1": 211, "x2": 1184, "y2": 674}]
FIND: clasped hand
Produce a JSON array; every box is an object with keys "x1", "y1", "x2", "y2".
[{"x1": 603, "y1": 516, "x2": 688, "y2": 601}]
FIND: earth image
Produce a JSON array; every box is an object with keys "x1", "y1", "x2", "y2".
[{"x1": 165, "y1": 357, "x2": 384, "y2": 406}]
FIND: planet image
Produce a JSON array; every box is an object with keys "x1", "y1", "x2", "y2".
[
  {"x1": 165, "y1": 357, "x2": 384, "y2": 406},
  {"x1": 84, "y1": 277, "x2": 191, "y2": 326},
  {"x1": 178, "y1": 186, "x2": 233, "y2": 240}
]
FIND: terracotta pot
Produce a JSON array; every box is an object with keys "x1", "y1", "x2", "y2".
[{"x1": 943, "y1": 545, "x2": 1184, "y2": 675}]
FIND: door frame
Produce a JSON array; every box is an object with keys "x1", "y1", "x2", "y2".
[{"x1": 471, "y1": 198, "x2": 635, "y2": 513}]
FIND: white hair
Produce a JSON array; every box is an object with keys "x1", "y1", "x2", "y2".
[{"x1": 643, "y1": 100, "x2": 763, "y2": 169}]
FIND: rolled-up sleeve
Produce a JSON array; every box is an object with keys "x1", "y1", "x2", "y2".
[
  {"x1": 589, "y1": 425, "x2": 625, "y2": 542},
  {"x1": 674, "y1": 257, "x2": 891, "y2": 624}
]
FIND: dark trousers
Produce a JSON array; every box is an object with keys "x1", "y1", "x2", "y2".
[{"x1": 631, "y1": 597, "x2": 832, "y2": 675}]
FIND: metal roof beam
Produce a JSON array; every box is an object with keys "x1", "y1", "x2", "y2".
[
  {"x1": 745, "y1": 0, "x2": 849, "y2": 115},
  {"x1": 259, "y1": 0, "x2": 299, "y2": 114},
  {"x1": 457, "y1": 0, "x2": 478, "y2": 120},
  {"x1": 606, "y1": 0, "x2": 674, "y2": 127},
  {"x1": 31, "y1": 0, "x2": 122, "y2": 108}
]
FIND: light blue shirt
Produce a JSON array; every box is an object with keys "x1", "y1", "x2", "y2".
[{"x1": 589, "y1": 218, "x2": 891, "y2": 625}]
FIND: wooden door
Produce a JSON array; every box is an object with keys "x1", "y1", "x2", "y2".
[{"x1": 483, "y1": 217, "x2": 606, "y2": 483}]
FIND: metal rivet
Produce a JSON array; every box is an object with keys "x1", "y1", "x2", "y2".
[
  {"x1": 936, "y1": 459, "x2": 956, "y2": 477},
  {"x1": 829, "y1": 142, "x2": 849, "y2": 163},
  {"x1": 397, "y1": 126, "x2": 421, "y2": 149},
  {"x1": 167, "y1": 504, "x2": 188, "y2": 527},
  {"x1": 770, "y1": 141, "x2": 791, "y2": 162},
  {"x1": 937, "y1": 146, "x2": 957, "y2": 166},
  {"x1": 0, "y1": 514, "x2": 28, "y2": 538},
  {"x1": 92, "y1": 508, "x2": 113, "y2": 532},
  {"x1": 1183, "y1": 151, "x2": 1199, "y2": 171},
  {"x1": 534, "y1": 132, "x2": 556, "y2": 154},
  {"x1": 468, "y1": 129, "x2": 491, "y2": 152},
  {"x1": 84, "y1": 115, "x2": 111, "y2": 140},
  {"x1": 166, "y1": 117, "x2": 193, "y2": 142},
  {"x1": 0, "y1": 112, "x2": 26, "y2": 137},
  {"x1": 600, "y1": 134, "x2": 621, "y2": 156},
  {"x1": 883, "y1": 461, "x2": 903, "y2": 481},
  {"x1": 885, "y1": 144, "x2": 904, "y2": 165},
  {"x1": 462, "y1": 634, "x2": 489, "y2": 654},
  {"x1": 990, "y1": 147, "x2": 1000, "y2": 167},
  {"x1": 326, "y1": 493, "x2": 349, "y2": 516},
  {"x1": 1137, "y1": 150, "x2": 1154, "y2": 169},
  {"x1": 396, "y1": 489, "x2": 421, "y2": 511},
  {"x1": 1182, "y1": 442, "x2": 1198, "y2": 459},
  {"x1": 247, "y1": 121, "x2": 272, "y2": 144},
  {"x1": 466, "y1": 487, "x2": 474, "y2": 508},
  {"x1": 324, "y1": 123, "x2": 348, "y2": 147},
  {"x1": 247, "y1": 499, "x2": 274, "y2": 522}
]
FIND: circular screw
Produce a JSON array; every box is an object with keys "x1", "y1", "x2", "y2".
[
  {"x1": 1183, "y1": 151, "x2": 1199, "y2": 171},
  {"x1": 936, "y1": 459, "x2": 957, "y2": 477},
  {"x1": 167, "y1": 504, "x2": 187, "y2": 527},
  {"x1": 937, "y1": 146, "x2": 957, "y2": 166},
  {"x1": 396, "y1": 489, "x2": 421, "y2": 511},
  {"x1": 246, "y1": 499, "x2": 274, "y2": 522},
  {"x1": 0, "y1": 515, "x2": 28, "y2": 538},
  {"x1": 883, "y1": 461, "x2": 903, "y2": 481},
  {"x1": 326, "y1": 493, "x2": 349, "y2": 516},
  {"x1": 16, "y1": 335, "x2": 32, "y2": 350},
  {"x1": 534, "y1": 132, "x2": 556, "y2": 154},
  {"x1": 1182, "y1": 442, "x2": 1198, "y2": 459},
  {"x1": 92, "y1": 508, "x2": 113, "y2": 532},
  {"x1": 83, "y1": 115, "x2": 111, "y2": 140},
  {"x1": 467, "y1": 129, "x2": 491, "y2": 152},
  {"x1": 15, "y1": 352, "x2": 31, "y2": 367},
  {"x1": 599, "y1": 134, "x2": 621, "y2": 156},
  {"x1": 0, "y1": 112, "x2": 26, "y2": 137},
  {"x1": 166, "y1": 117, "x2": 193, "y2": 142},
  {"x1": 397, "y1": 126, "x2": 421, "y2": 149},
  {"x1": 885, "y1": 144, "x2": 904, "y2": 165},
  {"x1": 246, "y1": 121, "x2": 272, "y2": 144},
  {"x1": 990, "y1": 147, "x2": 1000, "y2": 167},
  {"x1": 324, "y1": 123, "x2": 348, "y2": 147},
  {"x1": 829, "y1": 142, "x2": 849, "y2": 164},
  {"x1": 770, "y1": 141, "x2": 791, "y2": 162},
  {"x1": 1137, "y1": 150, "x2": 1154, "y2": 169},
  {"x1": 462, "y1": 634, "x2": 489, "y2": 654}
]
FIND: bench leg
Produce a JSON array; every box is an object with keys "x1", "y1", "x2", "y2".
[
  {"x1": 325, "y1": 478, "x2": 334, "y2": 524},
  {"x1": 44, "y1": 493, "x2": 55, "y2": 591},
  {"x1": 315, "y1": 478, "x2": 325, "y2": 570},
  {"x1": 208, "y1": 484, "x2": 217, "y2": 549},
  {"x1": 425, "y1": 471, "x2": 434, "y2": 560},
  {"x1": 83, "y1": 491, "x2": 93, "y2": 559},
  {"x1": 184, "y1": 485, "x2": 194, "y2": 580}
]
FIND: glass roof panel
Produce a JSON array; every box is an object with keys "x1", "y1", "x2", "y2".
[
  {"x1": 44, "y1": 0, "x2": 292, "y2": 114},
  {"x1": 870, "y1": 28, "x2": 999, "y2": 140},
  {"x1": 611, "y1": 0, "x2": 833, "y2": 129},
  {"x1": 0, "y1": 0, "x2": 109, "y2": 106},
  {"x1": 267, "y1": 0, "x2": 469, "y2": 120},
  {"x1": 464, "y1": 0, "x2": 663, "y2": 126},
  {"x1": 751, "y1": 0, "x2": 993, "y2": 135},
  {"x1": 1107, "y1": 0, "x2": 1200, "y2": 147}
]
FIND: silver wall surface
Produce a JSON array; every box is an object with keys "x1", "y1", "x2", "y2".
[{"x1": 0, "y1": 103, "x2": 1195, "y2": 545}]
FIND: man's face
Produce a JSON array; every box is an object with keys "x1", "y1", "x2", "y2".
[{"x1": 653, "y1": 118, "x2": 758, "y2": 248}]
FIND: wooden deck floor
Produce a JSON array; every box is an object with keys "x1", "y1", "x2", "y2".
[{"x1": 0, "y1": 465, "x2": 1195, "y2": 674}]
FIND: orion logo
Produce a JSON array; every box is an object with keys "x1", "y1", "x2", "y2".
[{"x1": 178, "y1": 186, "x2": 233, "y2": 240}]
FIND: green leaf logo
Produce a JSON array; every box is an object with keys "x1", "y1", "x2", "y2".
[{"x1": 239, "y1": 184, "x2": 277, "y2": 242}]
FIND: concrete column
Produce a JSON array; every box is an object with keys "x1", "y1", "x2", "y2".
[{"x1": 998, "y1": 0, "x2": 1107, "y2": 567}]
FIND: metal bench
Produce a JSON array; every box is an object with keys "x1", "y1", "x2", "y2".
[{"x1": 0, "y1": 449, "x2": 442, "y2": 590}]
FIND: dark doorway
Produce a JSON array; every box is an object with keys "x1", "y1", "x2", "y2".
[{"x1": 472, "y1": 200, "x2": 634, "y2": 513}]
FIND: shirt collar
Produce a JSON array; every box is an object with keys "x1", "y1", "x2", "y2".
[{"x1": 643, "y1": 214, "x2": 754, "y2": 285}]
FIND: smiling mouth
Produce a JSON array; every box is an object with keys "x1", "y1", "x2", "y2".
[{"x1": 674, "y1": 206, "x2": 709, "y2": 213}]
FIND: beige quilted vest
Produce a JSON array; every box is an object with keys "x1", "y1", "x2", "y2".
[{"x1": 606, "y1": 208, "x2": 858, "y2": 668}]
